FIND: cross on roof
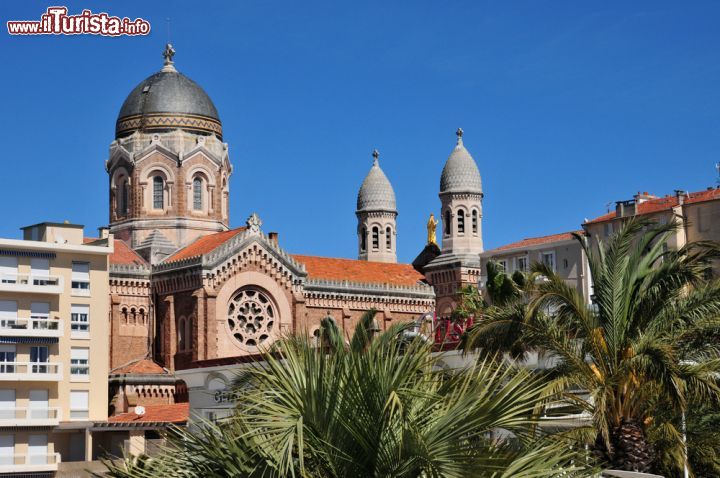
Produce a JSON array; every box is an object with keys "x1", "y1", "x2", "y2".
[{"x1": 163, "y1": 43, "x2": 176, "y2": 65}]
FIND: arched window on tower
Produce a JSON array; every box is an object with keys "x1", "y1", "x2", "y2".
[
  {"x1": 192, "y1": 177, "x2": 203, "y2": 211},
  {"x1": 152, "y1": 176, "x2": 164, "y2": 210},
  {"x1": 457, "y1": 210, "x2": 465, "y2": 235},
  {"x1": 117, "y1": 177, "x2": 129, "y2": 216},
  {"x1": 386, "y1": 226, "x2": 392, "y2": 250},
  {"x1": 121, "y1": 181, "x2": 128, "y2": 214},
  {"x1": 221, "y1": 177, "x2": 228, "y2": 218},
  {"x1": 372, "y1": 226, "x2": 379, "y2": 250},
  {"x1": 178, "y1": 317, "x2": 187, "y2": 351},
  {"x1": 444, "y1": 210, "x2": 451, "y2": 236},
  {"x1": 360, "y1": 227, "x2": 367, "y2": 252},
  {"x1": 472, "y1": 210, "x2": 478, "y2": 234},
  {"x1": 187, "y1": 317, "x2": 194, "y2": 350}
]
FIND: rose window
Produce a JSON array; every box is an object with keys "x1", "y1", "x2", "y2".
[{"x1": 227, "y1": 288, "x2": 275, "y2": 347}]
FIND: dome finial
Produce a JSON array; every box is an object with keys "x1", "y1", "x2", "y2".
[
  {"x1": 456, "y1": 127, "x2": 464, "y2": 144},
  {"x1": 162, "y1": 43, "x2": 176, "y2": 72},
  {"x1": 372, "y1": 148, "x2": 379, "y2": 166}
]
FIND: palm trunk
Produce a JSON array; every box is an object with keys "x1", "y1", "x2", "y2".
[{"x1": 611, "y1": 419, "x2": 654, "y2": 473}]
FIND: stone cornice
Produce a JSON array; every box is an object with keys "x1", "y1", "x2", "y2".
[
  {"x1": 439, "y1": 192, "x2": 483, "y2": 201},
  {"x1": 304, "y1": 278, "x2": 434, "y2": 299},
  {"x1": 110, "y1": 264, "x2": 151, "y2": 279}
]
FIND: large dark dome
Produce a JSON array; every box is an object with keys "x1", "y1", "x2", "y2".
[{"x1": 115, "y1": 46, "x2": 222, "y2": 139}]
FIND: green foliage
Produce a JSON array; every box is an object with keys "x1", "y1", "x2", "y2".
[
  {"x1": 464, "y1": 218, "x2": 720, "y2": 474},
  {"x1": 103, "y1": 309, "x2": 595, "y2": 478}
]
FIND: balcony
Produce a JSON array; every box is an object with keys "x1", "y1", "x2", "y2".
[
  {"x1": 0, "y1": 453, "x2": 60, "y2": 473},
  {"x1": 0, "y1": 318, "x2": 63, "y2": 338},
  {"x1": 0, "y1": 274, "x2": 63, "y2": 294},
  {"x1": 0, "y1": 407, "x2": 61, "y2": 427},
  {"x1": 0, "y1": 362, "x2": 62, "y2": 381}
]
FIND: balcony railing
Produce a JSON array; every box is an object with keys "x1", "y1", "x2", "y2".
[
  {"x1": 0, "y1": 362, "x2": 62, "y2": 381},
  {"x1": 0, "y1": 407, "x2": 61, "y2": 426},
  {"x1": 0, "y1": 453, "x2": 60, "y2": 473},
  {"x1": 0, "y1": 274, "x2": 63, "y2": 294},
  {"x1": 0, "y1": 318, "x2": 63, "y2": 338}
]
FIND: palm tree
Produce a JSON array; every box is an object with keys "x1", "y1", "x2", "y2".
[
  {"x1": 104, "y1": 310, "x2": 594, "y2": 478},
  {"x1": 464, "y1": 218, "x2": 720, "y2": 474}
]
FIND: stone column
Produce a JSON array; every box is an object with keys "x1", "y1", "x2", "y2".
[
  {"x1": 84, "y1": 427, "x2": 93, "y2": 461},
  {"x1": 164, "y1": 295, "x2": 176, "y2": 370},
  {"x1": 205, "y1": 288, "x2": 217, "y2": 360},
  {"x1": 127, "y1": 429, "x2": 146, "y2": 456},
  {"x1": 193, "y1": 289, "x2": 206, "y2": 362}
]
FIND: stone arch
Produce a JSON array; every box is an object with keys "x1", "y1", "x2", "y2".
[
  {"x1": 471, "y1": 208, "x2": 479, "y2": 235},
  {"x1": 206, "y1": 372, "x2": 228, "y2": 391},
  {"x1": 111, "y1": 167, "x2": 132, "y2": 218},
  {"x1": 186, "y1": 165, "x2": 216, "y2": 215},
  {"x1": 141, "y1": 164, "x2": 174, "y2": 213},
  {"x1": 455, "y1": 206, "x2": 467, "y2": 235},
  {"x1": 215, "y1": 270, "x2": 293, "y2": 356}
]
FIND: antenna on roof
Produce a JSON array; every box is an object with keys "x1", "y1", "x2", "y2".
[
  {"x1": 605, "y1": 201, "x2": 612, "y2": 213},
  {"x1": 715, "y1": 162, "x2": 720, "y2": 187}
]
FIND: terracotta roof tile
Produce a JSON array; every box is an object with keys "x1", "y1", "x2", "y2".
[
  {"x1": 165, "y1": 227, "x2": 247, "y2": 263},
  {"x1": 586, "y1": 188, "x2": 720, "y2": 224},
  {"x1": 108, "y1": 403, "x2": 189, "y2": 424},
  {"x1": 110, "y1": 240, "x2": 148, "y2": 266},
  {"x1": 111, "y1": 358, "x2": 168, "y2": 375},
  {"x1": 489, "y1": 231, "x2": 582, "y2": 253},
  {"x1": 292, "y1": 254, "x2": 425, "y2": 286}
]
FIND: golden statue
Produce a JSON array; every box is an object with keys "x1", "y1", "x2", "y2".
[{"x1": 427, "y1": 213, "x2": 438, "y2": 245}]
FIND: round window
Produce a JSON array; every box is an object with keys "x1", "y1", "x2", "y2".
[{"x1": 227, "y1": 288, "x2": 276, "y2": 347}]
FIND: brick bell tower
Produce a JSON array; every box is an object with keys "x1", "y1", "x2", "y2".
[{"x1": 106, "y1": 44, "x2": 233, "y2": 264}]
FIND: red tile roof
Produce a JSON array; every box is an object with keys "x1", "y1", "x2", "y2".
[
  {"x1": 108, "y1": 403, "x2": 189, "y2": 424},
  {"x1": 292, "y1": 254, "x2": 425, "y2": 286},
  {"x1": 111, "y1": 358, "x2": 168, "y2": 375},
  {"x1": 110, "y1": 240, "x2": 148, "y2": 266},
  {"x1": 165, "y1": 227, "x2": 247, "y2": 263},
  {"x1": 84, "y1": 238, "x2": 147, "y2": 266},
  {"x1": 586, "y1": 188, "x2": 720, "y2": 224},
  {"x1": 489, "y1": 231, "x2": 582, "y2": 253}
]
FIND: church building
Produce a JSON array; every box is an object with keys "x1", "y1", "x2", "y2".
[{"x1": 104, "y1": 45, "x2": 484, "y2": 422}]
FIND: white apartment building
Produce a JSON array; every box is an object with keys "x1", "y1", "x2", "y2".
[
  {"x1": 0, "y1": 222, "x2": 111, "y2": 477},
  {"x1": 480, "y1": 230, "x2": 592, "y2": 305}
]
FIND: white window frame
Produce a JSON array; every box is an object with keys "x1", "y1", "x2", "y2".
[
  {"x1": 0, "y1": 301, "x2": 18, "y2": 330},
  {"x1": 69, "y1": 390, "x2": 89, "y2": 420},
  {"x1": 70, "y1": 304, "x2": 90, "y2": 339},
  {"x1": 516, "y1": 255, "x2": 528, "y2": 272},
  {"x1": 30, "y1": 258, "x2": 50, "y2": 285},
  {"x1": 541, "y1": 251, "x2": 556, "y2": 272},
  {"x1": 0, "y1": 257, "x2": 17, "y2": 284},
  {"x1": 71, "y1": 262, "x2": 90, "y2": 296},
  {"x1": 70, "y1": 348, "x2": 89, "y2": 382}
]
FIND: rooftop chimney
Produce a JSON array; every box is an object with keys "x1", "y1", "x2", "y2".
[
  {"x1": 633, "y1": 191, "x2": 656, "y2": 204},
  {"x1": 268, "y1": 232, "x2": 279, "y2": 246},
  {"x1": 674, "y1": 189, "x2": 688, "y2": 206}
]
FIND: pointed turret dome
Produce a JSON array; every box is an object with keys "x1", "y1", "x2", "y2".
[
  {"x1": 439, "y1": 128, "x2": 482, "y2": 195},
  {"x1": 356, "y1": 150, "x2": 397, "y2": 212}
]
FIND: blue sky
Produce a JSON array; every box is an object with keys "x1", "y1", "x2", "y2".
[{"x1": 1, "y1": 1, "x2": 719, "y2": 263}]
